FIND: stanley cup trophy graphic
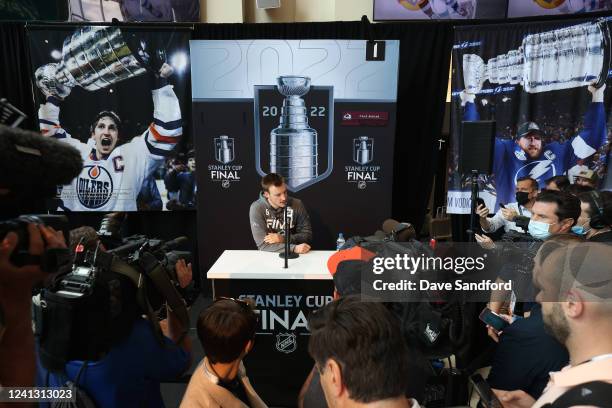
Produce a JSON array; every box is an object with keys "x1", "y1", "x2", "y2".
[
  {"x1": 35, "y1": 26, "x2": 155, "y2": 99},
  {"x1": 353, "y1": 136, "x2": 374, "y2": 165},
  {"x1": 270, "y1": 76, "x2": 318, "y2": 191},
  {"x1": 463, "y1": 20, "x2": 611, "y2": 94}
]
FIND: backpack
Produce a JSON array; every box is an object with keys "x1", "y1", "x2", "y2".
[{"x1": 545, "y1": 381, "x2": 612, "y2": 408}]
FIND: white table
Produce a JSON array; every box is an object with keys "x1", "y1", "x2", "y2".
[
  {"x1": 206, "y1": 250, "x2": 335, "y2": 406},
  {"x1": 207, "y1": 249, "x2": 335, "y2": 281}
]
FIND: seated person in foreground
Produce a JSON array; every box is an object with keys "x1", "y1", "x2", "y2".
[
  {"x1": 180, "y1": 298, "x2": 267, "y2": 408},
  {"x1": 249, "y1": 173, "x2": 312, "y2": 254}
]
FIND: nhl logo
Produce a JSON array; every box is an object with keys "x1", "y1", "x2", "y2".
[{"x1": 275, "y1": 332, "x2": 297, "y2": 354}]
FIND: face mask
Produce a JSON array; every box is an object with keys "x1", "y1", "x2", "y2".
[
  {"x1": 571, "y1": 220, "x2": 591, "y2": 236},
  {"x1": 515, "y1": 191, "x2": 530, "y2": 206},
  {"x1": 528, "y1": 220, "x2": 554, "y2": 240}
]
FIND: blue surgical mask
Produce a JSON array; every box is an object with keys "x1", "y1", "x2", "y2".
[
  {"x1": 571, "y1": 221, "x2": 591, "y2": 236},
  {"x1": 528, "y1": 220, "x2": 554, "y2": 240}
]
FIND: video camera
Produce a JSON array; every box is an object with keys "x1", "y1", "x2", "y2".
[
  {"x1": 0, "y1": 214, "x2": 71, "y2": 272},
  {"x1": 36, "y1": 233, "x2": 192, "y2": 371}
]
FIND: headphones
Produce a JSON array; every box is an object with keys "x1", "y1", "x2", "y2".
[{"x1": 589, "y1": 191, "x2": 608, "y2": 230}]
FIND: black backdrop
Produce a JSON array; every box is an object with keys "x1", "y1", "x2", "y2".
[{"x1": 0, "y1": 20, "x2": 453, "y2": 292}]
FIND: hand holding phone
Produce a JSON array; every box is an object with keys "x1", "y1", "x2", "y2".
[
  {"x1": 470, "y1": 374, "x2": 503, "y2": 408},
  {"x1": 479, "y1": 307, "x2": 509, "y2": 333}
]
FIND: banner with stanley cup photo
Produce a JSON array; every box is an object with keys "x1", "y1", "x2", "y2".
[
  {"x1": 190, "y1": 39, "x2": 400, "y2": 258},
  {"x1": 447, "y1": 17, "x2": 612, "y2": 214},
  {"x1": 507, "y1": 0, "x2": 612, "y2": 18},
  {"x1": 28, "y1": 25, "x2": 194, "y2": 212}
]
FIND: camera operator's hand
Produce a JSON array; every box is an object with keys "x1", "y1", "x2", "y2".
[
  {"x1": 175, "y1": 259, "x2": 192, "y2": 289},
  {"x1": 0, "y1": 224, "x2": 65, "y2": 390},
  {"x1": 0, "y1": 224, "x2": 65, "y2": 288}
]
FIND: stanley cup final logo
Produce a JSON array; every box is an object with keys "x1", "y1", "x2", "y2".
[
  {"x1": 270, "y1": 76, "x2": 319, "y2": 190},
  {"x1": 214, "y1": 135, "x2": 235, "y2": 164},
  {"x1": 463, "y1": 20, "x2": 611, "y2": 94},
  {"x1": 353, "y1": 136, "x2": 374, "y2": 165},
  {"x1": 34, "y1": 26, "x2": 153, "y2": 99}
]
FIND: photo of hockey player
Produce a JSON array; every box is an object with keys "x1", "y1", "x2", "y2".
[
  {"x1": 29, "y1": 26, "x2": 192, "y2": 212},
  {"x1": 459, "y1": 84, "x2": 608, "y2": 211},
  {"x1": 69, "y1": 0, "x2": 200, "y2": 22},
  {"x1": 508, "y1": 0, "x2": 612, "y2": 18},
  {"x1": 374, "y1": 0, "x2": 507, "y2": 20},
  {"x1": 448, "y1": 19, "x2": 611, "y2": 214}
]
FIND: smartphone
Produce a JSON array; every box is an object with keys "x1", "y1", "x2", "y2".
[
  {"x1": 479, "y1": 307, "x2": 509, "y2": 332},
  {"x1": 470, "y1": 373, "x2": 503, "y2": 408},
  {"x1": 476, "y1": 197, "x2": 486, "y2": 208},
  {"x1": 499, "y1": 203, "x2": 506, "y2": 209}
]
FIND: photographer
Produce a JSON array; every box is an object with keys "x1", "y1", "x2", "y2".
[
  {"x1": 0, "y1": 124, "x2": 80, "y2": 391},
  {"x1": 0, "y1": 224, "x2": 66, "y2": 391}
]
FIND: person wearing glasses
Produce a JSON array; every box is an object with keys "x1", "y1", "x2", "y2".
[{"x1": 180, "y1": 298, "x2": 267, "y2": 408}]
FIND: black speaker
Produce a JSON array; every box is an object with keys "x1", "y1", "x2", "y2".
[{"x1": 459, "y1": 121, "x2": 496, "y2": 174}]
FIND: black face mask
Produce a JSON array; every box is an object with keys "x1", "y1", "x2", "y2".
[{"x1": 515, "y1": 191, "x2": 530, "y2": 206}]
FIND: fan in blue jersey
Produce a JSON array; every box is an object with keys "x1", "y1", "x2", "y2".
[{"x1": 461, "y1": 84, "x2": 607, "y2": 211}]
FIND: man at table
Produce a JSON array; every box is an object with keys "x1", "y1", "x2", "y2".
[{"x1": 249, "y1": 173, "x2": 312, "y2": 254}]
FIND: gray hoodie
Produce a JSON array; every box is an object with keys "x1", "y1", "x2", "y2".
[{"x1": 249, "y1": 194, "x2": 312, "y2": 252}]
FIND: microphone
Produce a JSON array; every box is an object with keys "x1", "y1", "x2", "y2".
[
  {"x1": 161, "y1": 236, "x2": 188, "y2": 251},
  {"x1": 279, "y1": 204, "x2": 298, "y2": 264},
  {"x1": 0, "y1": 125, "x2": 82, "y2": 218},
  {"x1": 382, "y1": 219, "x2": 416, "y2": 242},
  {"x1": 0, "y1": 125, "x2": 82, "y2": 193}
]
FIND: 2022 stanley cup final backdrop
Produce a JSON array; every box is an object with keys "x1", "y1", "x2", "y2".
[{"x1": 190, "y1": 39, "x2": 400, "y2": 265}]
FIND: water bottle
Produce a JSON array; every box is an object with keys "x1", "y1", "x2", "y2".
[{"x1": 336, "y1": 233, "x2": 345, "y2": 250}]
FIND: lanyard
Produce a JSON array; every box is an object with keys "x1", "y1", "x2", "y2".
[{"x1": 578, "y1": 353, "x2": 612, "y2": 366}]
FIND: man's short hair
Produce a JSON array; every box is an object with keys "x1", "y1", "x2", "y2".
[
  {"x1": 90, "y1": 110, "x2": 122, "y2": 134},
  {"x1": 535, "y1": 190, "x2": 581, "y2": 226},
  {"x1": 545, "y1": 175, "x2": 570, "y2": 191},
  {"x1": 308, "y1": 296, "x2": 410, "y2": 403},
  {"x1": 540, "y1": 242, "x2": 612, "y2": 302},
  {"x1": 261, "y1": 173, "x2": 285, "y2": 193},
  {"x1": 516, "y1": 176, "x2": 538, "y2": 191},
  {"x1": 577, "y1": 191, "x2": 612, "y2": 228},
  {"x1": 197, "y1": 299, "x2": 257, "y2": 364},
  {"x1": 69, "y1": 226, "x2": 101, "y2": 253},
  {"x1": 566, "y1": 183, "x2": 594, "y2": 196}
]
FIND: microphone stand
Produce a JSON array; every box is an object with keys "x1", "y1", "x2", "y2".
[
  {"x1": 279, "y1": 204, "x2": 298, "y2": 266},
  {"x1": 467, "y1": 169, "x2": 479, "y2": 243}
]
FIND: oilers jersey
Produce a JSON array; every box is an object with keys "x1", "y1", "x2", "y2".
[
  {"x1": 38, "y1": 85, "x2": 182, "y2": 211},
  {"x1": 463, "y1": 100, "x2": 607, "y2": 210}
]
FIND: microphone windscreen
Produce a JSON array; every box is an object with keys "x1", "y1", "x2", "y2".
[
  {"x1": 382, "y1": 218, "x2": 401, "y2": 234},
  {"x1": 0, "y1": 125, "x2": 83, "y2": 194}
]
